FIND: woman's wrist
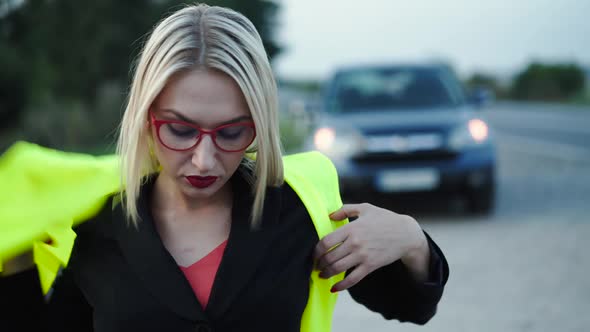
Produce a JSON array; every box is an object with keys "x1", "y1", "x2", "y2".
[{"x1": 400, "y1": 221, "x2": 430, "y2": 282}]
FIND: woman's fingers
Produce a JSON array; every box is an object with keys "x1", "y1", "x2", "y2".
[
  {"x1": 317, "y1": 202, "x2": 429, "y2": 292},
  {"x1": 319, "y1": 253, "x2": 358, "y2": 279},
  {"x1": 315, "y1": 238, "x2": 352, "y2": 271},
  {"x1": 313, "y1": 225, "x2": 349, "y2": 260},
  {"x1": 329, "y1": 203, "x2": 367, "y2": 221},
  {"x1": 330, "y1": 265, "x2": 368, "y2": 292}
]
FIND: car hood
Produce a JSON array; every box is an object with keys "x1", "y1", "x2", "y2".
[{"x1": 314, "y1": 106, "x2": 480, "y2": 133}]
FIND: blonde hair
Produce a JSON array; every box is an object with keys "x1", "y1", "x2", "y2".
[{"x1": 116, "y1": 3, "x2": 284, "y2": 227}]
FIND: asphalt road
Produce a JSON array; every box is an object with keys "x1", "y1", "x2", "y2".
[
  {"x1": 331, "y1": 103, "x2": 590, "y2": 332},
  {"x1": 485, "y1": 101, "x2": 590, "y2": 149}
]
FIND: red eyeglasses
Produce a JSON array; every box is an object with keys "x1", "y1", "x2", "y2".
[{"x1": 150, "y1": 112, "x2": 256, "y2": 152}]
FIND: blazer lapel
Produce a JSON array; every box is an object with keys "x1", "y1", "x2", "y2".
[
  {"x1": 205, "y1": 174, "x2": 283, "y2": 321},
  {"x1": 112, "y1": 179, "x2": 206, "y2": 322}
]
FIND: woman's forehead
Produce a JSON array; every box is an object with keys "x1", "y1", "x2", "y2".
[
  {"x1": 152, "y1": 107, "x2": 251, "y2": 128},
  {"x1": 153, "y1": 68, "x2": 251, "y2": 125}
]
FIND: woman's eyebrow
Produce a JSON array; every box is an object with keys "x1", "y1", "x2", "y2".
[
  {"x1": 157, "y1": 108, "x2": 252, "y2": 125},
  {"x1": 218, "y1": 115, "x2": 252, "y2": 126},
  {"x1": 158, "y1": 108, "x2": 198, "y2": 123}
]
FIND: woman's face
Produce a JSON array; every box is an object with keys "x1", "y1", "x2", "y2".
[{"x1": 149, "y1": 68, "x2": 252, "y2": 202}]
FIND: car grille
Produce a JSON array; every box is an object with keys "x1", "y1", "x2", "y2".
[{"x1": 352, "y1": 127, "x2": 457, "y2": 163}]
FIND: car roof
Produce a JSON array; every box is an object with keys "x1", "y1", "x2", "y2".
[{"x1": 329, "y1": 62, "x2": 452, "y2": 75}]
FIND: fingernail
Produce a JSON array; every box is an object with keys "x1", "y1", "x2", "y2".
[{"x1": 330, "y1": 286, "x2": 338, "y2": 293}]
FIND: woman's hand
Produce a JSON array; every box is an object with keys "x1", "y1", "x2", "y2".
[{"x1": 313, "y1": 203, "x2": 430, "y2": 292}]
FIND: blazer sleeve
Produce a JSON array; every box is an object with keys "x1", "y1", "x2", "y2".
[
  {"x1": 42, "y1": 222, "x2": 95, "y2": 331},
  {"x1": 43, "y1": 265, "x2": 94, "y2": 331},
  {"x1": 347, "y1": 231, "x2": 449, "y2": 324},
  {"x1": 0, "y1": 268, "x2": 46, "y2": 331},
  {"x1": 0, "y1": 260, "x2": 93, "y2": 331}
]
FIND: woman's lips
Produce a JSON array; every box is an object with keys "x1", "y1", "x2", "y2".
[{"x1": 186, "y1": 176, "x2": 218, "y2": 188}]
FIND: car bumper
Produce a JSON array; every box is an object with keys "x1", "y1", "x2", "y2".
[{"x1": 334, "y1": 146, "x2": 496, "y2": 195}]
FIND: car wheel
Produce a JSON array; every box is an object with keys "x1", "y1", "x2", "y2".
[{"x1": 467, "y1": 184, "x2": 495, "y2": 215}]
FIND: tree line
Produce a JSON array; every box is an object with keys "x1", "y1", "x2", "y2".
[{"x1": 466, "y1": 62, "x2": 587, "y2": 103}]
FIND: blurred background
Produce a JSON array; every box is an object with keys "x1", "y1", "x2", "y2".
[{"x1": 1, "y1": 0, "x2": 589, "y2": 331}]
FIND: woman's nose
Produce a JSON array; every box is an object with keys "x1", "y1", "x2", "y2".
[{"x1": 191, "y1": 134, "x2": 217, "y2": 172}]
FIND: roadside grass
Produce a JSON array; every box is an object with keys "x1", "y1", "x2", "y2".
[
  {"x1": 279, "y1": 112, "x2": 310, "y2": 154},
  {"x1": 569, "y1": 90, "x2": 590, "y2": 106}
]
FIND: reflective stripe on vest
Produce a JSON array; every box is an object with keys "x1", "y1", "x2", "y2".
[
  {"x1": 283, "y1": 151, "x2": 348, "y2": 332},
  {"x1": 0, "y1": 141, "x2": 120, "y2": 292}
]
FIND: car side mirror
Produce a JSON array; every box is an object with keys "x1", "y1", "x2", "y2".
[{"x1": 468, "y1": 87, "x2": 495, "y2": 108}]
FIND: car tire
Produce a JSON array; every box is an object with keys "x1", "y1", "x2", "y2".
[{"x1": 467, "y1": 184, "x2": 495, "y2": 215}]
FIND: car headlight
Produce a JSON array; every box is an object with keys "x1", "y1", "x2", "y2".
[
  {"x1": 313, "y1": 126, "x2": 364, "y2": 159},
  {"x1": 448, "y1": 119, "x2": 490, "y2": 150}
]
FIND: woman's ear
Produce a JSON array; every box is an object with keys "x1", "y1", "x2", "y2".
[
  {"x1": 146, "y1": 109, "x2": 152, "y2": 129},
  {"x1": 148, "y1": 141, "x2": 162, "y2": 171},
  {"x1": 147, "y1": 136, "x2": 156, "y2": 157}
]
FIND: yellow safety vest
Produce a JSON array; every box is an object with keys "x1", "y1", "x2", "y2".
[{"x1": 0, "y1": 141, "x2": 348, "y2": 332}]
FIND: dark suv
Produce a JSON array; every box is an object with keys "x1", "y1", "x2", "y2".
[{"x1": 304, "y1": 63, "x2": 496, "y2": 214}]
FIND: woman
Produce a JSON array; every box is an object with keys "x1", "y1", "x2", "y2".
[{"x1": 1, "y1": 3, "x2": 448, "y2": 331}]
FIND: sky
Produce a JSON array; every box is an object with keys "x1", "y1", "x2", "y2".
[{"x1": 272, "y1": 0, "x2": 590, "y2": 81}]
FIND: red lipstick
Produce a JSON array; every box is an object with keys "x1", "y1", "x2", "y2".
[{"x1": 186, "y1": 176, "x2": 218, "y2": 188}]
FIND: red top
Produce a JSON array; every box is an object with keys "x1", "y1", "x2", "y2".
[{"x1": 179, "y1": 240, "x2": 228, "y2": 309}]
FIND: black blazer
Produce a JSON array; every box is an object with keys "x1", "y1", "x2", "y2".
[{"x1": 5, "y1": 171, "x2": 449, "y2": 332}]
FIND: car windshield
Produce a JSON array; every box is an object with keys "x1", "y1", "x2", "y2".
[{"x1": 326, "y1": 67, "x2": 464, "y2": 112}]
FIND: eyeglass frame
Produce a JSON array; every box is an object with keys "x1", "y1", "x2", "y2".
[{"x1": 149, "y1": 111, "x2": 256, "y2": 152}]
